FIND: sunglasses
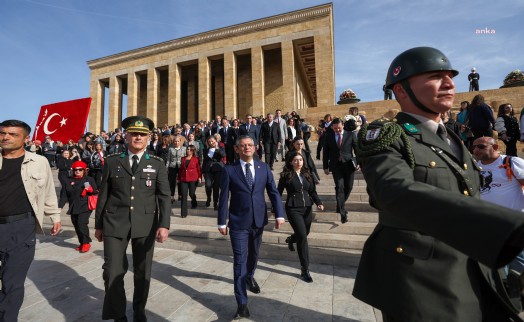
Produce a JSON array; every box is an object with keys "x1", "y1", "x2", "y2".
[
  {"x1": 472, "y1": 144, "x2": 491, "y2": 150},
  {"x1": 73, "y1": 168, "x2": 85, "y2": 172}
]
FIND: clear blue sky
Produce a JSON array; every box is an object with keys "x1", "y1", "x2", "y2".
[{"x1": 1, "y1": 0, "x2": 522, "y2": 130}]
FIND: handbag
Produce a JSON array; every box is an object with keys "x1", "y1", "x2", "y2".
[{"x1": 87, "y1": 195, "x2": 98, "y2": 211}]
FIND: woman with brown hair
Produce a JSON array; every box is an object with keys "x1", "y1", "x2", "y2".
[
  {"x1": 178, "y1": 146, "x2": 202, "y2": 217},
  {"x1": 65, "y1": 161, "x2": 97, "y2": 253},
  {"x1": 278, "y1": 150, "x2": 323, "y2": 283},
  {"x1": 495, "y1": 103, "x2": 520, "y2": 156}
]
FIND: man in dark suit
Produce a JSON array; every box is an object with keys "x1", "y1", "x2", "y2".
[
  {"x1": 239, "y1": 114, "x2": 260, "y2": 159},
  {"x1": 322, "y1": 117, "x2": 357, "y2": 224},
  {"x1": 218, "y1": 135, "x2": 285, "y2": 319},
  {"x1": 218, "y1": 118, "x2": 232, "y2": 162},
  {"x1": 181, "y1": 123, "x2": 192, "y2": 139},
  {"x1": 211, "y1": 115, "x2": 222, "y2": 135},
  {"x1": 353, "y1": 47, "x2": 524, "y2": 321},
  {"x1": 95, "y1": 116, "x2": 171, "y2": 322},
  {"x1": 260, "y1": 113, "x2": 281, "y2": 170}
]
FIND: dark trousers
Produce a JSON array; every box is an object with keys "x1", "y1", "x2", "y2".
[
  {"x1": 44, "y1": 153, "x2": 56, "y2": 167},
  {"x1": 504, "y1": 139, "x2": 518, "y2": 157},
  {"x1": 303, "y1": 132, "x2": 311, "y2": 152},
  {"x1": 0, "y1": 216, "x2": 36, "y2": 322},
  {"x1": 58, "y1": 171, "x2": 69, "y2": 208},
  {"x1": 180, "y1": 181, "x2": 197, "y2": 217},
  {"x1": 102, "y1": 232, "x2": 155, "y2": 321},
  {"x1": 286, "y1": 206, "x2": 313, "y2": 268},
  {"x1": 332, "y1": 162, "x2": 355, "y2": 215},
  {"x1": 89, "y1": 169, "x2": 103, "y2": 189},
  {"x1": 204, "y1": 171, "x2": 222, "y2": 206},
  {"x1": 71, "y1": 211, "x2": 92, "y2": 244},
  {"x1": 316, "y1": 135, "x2": 324, "y2": 159},
  {"x1": 263, "y1": 142, "x2": 277, "y2": 168},
  {"x1": 168, "y1": 166, "x2": 180, "y2": 197},
  {"x1": 229, "y1": 226, "x2": 263, "y2": 305}
]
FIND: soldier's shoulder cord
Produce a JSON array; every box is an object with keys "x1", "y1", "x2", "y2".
[{"x1": 355, "y1": 117, "x2": 415, "y2": 169}]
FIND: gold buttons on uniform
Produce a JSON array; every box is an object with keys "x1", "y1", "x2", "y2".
[
  {"x1": 131, "y1": 196, "x2": 134, "y2": 200},
  {"x1": 131, "y1": 186, "x2": 135, "y2": 190},
  {"x1": 130, "y1": 206, "x2": 134, "y2": 210},
  {"x1": 396, "y1": 247, "x2": 403, "y2": 254},
  {"x1": 463, "y1": 190, "x2": 469, "y2": 196},
  {"x1": 429, "y1": 161, "x2": 436, "y2": 168},
  {"x1": 463, "y1": 163, "x2": 468, "y2": 170},
  {"x1": 132, "y1": 176, "x2": 135, "y2": 180}
]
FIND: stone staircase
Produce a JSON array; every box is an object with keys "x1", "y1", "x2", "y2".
[{"x1": 51, "y1": 141, "x2": 379, "y2": 267}]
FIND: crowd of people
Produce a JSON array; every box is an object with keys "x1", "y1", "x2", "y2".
[{"x1": 4, "y1": 47, "x2": 524, "y2": 320}]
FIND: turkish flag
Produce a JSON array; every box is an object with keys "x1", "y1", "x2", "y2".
[{"x1": 32, "y1": 98, "x2": 91, "y2": 143}]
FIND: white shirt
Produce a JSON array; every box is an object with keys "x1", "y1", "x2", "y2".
[
  {"x1": 128, "y1": 150, "x2": 145, "y2": 167},
  {"x1": 239, "y1": 159, "x2": 255, "y2": 181},
  {"x1": 478, "y1": 155, "x2": 524, "y2": 212}
]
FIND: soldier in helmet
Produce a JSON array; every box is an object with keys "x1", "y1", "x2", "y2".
[
  {"x1": 95, "y1": 116, "x2": 171, "y2": 321},
  {"x1": 353, "y1": 47, "x2": 524, "y2": 321}
]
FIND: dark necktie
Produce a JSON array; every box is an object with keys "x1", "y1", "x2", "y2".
[
  {"x1": 132, "y1": 155, "x2": 139, "y2": 173},
  {"x1": 247, "y1": 124, "x2": 250, "y2": 132},
  {"x1": 245, "y1": 163, "x2": 253, "y2": 189},
  {"x1": 337, "y1": 134, "x2": 342, "y2": 148},
  {"x1": 437, "y1": 124, "x2": 448, "y2": 144}
]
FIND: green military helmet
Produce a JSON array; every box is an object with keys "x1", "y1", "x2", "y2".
[{"x1": 385, "y1": 47, "x2": 459, "y2": 90}]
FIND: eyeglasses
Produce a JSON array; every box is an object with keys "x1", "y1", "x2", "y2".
[
  {"x1": 472, "y1": 144, "x2": 492, "y2": 150},
  {"x1": 73, "y1": 168, "x2": 84, "y2": 172}
]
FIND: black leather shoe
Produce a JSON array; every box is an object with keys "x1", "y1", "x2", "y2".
[
  {"x1": 285, "y1": 236, "x2": 295, "y2": 252},
  {"x1": 205, "y1": 199, "x2": 211, "y2": 207},
  {"x1": 301, "y1": 267, "x2": 313, "y2": 283},
  {"x1": 341, "y1": 213, "x2": 348, "y2": 224},
  {"x1": 246, "y1": 277, "x2": 261, "y2": 294},
  {"x1": 214, "y1": 203, "x2": 218, "y2": 210},
  {"x1": 114, "y1": 317, "x2": 128, "y2": 322},
  {"x1": 233, "y1": 304, "x2": 250, "y2": 319}
]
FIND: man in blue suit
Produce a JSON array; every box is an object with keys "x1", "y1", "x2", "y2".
[{"x1": 218, "y1": 135, "x2": 285, "y2": 319}]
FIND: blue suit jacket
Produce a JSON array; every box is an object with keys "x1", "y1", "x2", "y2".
[{"x1": 218, "y1": 160, "x2": 284, "y2": 229}]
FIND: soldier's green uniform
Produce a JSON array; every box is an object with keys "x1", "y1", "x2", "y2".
[
  {"x1": 95, "y1": 116, "x2": 171, "y2": 321},
  {"x1": 352, "y1": 47, "x2": 524, "y2": 321}
]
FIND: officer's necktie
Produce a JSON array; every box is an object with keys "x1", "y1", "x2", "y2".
[
  {"x1": 337, "y1": 133, "x2": 342, "y2": 148},
  {"x1": 132, "y1": 155, "x2": 139, "y2": 173},
  {"x1": 245, "y1": 163, "x2": 253, "y2": 190},
  {"x1": 437, "y1": 124, "x2": 449, "y2": 144}
]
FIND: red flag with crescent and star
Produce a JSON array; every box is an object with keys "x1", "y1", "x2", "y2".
[{"x1": 32, "y1": 97, "x2": 92, "y2": 143}]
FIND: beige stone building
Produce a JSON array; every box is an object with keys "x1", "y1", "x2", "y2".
[{"x1": 87, "y1": 3, "x2": 335, "y2": 133}]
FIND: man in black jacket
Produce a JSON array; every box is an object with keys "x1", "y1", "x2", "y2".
[
  {"x1": 322, "y1": 118, "x2": 357, "y2": 224},
  {"x1": 260, "y1": 113, "x2": 281, "y2": 170}
]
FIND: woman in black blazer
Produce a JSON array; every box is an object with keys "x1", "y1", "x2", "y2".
[
  {"x1": 286, "y1": 137, "x2": 320, "y2": 183},
  {"x1": 65, "y1": 161, "x2": 97, "y2": 253},
  {"x1": 202, "y1": 136, "x2": 226, "y2": 209},
  {"x1": 285, "y1": 118, "x2": 302, "y2": 151},
  {"x1": 277, "y1": 150, "x2": 324, "y2": 283}
]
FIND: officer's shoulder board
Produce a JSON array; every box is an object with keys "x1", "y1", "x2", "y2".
[
  {"x1": 146, "y1": 154, "x2": 164, "y2": 162},
  {"x1": 105, "y1": 152, "x2": 121, "y2": 159},
  {"x1": 360, "y1": 117, "x2": 403, "y2": 143}
]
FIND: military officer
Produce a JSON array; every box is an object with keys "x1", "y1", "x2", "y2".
[
  {"x1": 95, "y1": 116, "x2": 171, "y2": 322},
  {"x1": 353, "y1": 47, "x2": 524, "y2": 321}
]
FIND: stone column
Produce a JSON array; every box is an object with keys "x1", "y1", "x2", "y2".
[
  {"x1": 251, "y1": 46, "x2": 265, "y2": 117},
  {"x1": 281, "y1": 40, "x2": 296, "y2": 111},
  {"x1": 147, "y1": 67, "x2": 159, "y2": 126},
  {"x1": 224, "y1": 51, "x2": 237, "y2": 120},
  {"x1": 127, "y1": 71, "x2": 138, "y2": 117},
  {"x1": 88, "y1": 78, "x2": 105, "y2": 134},
  {"x1": 314, "y1": 33, "x2": 335, "y2": 107},
  {"x1": 108, "y1": 76, "x2": 122, "y2": 132},
  {"x1": 198, "y1": 56, "x2": 211, "y2": 121},
  {"x1": 168, "y1": 63, "x2": 181, "y2": 126}
]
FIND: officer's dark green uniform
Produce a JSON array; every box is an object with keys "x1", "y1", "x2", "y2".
[
  {"x1": 352, "y1": 47, "x2": 524, "y2": 321},
  {"x1": 95, "y1": 116, "x2": 170, "y2": 321}
]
